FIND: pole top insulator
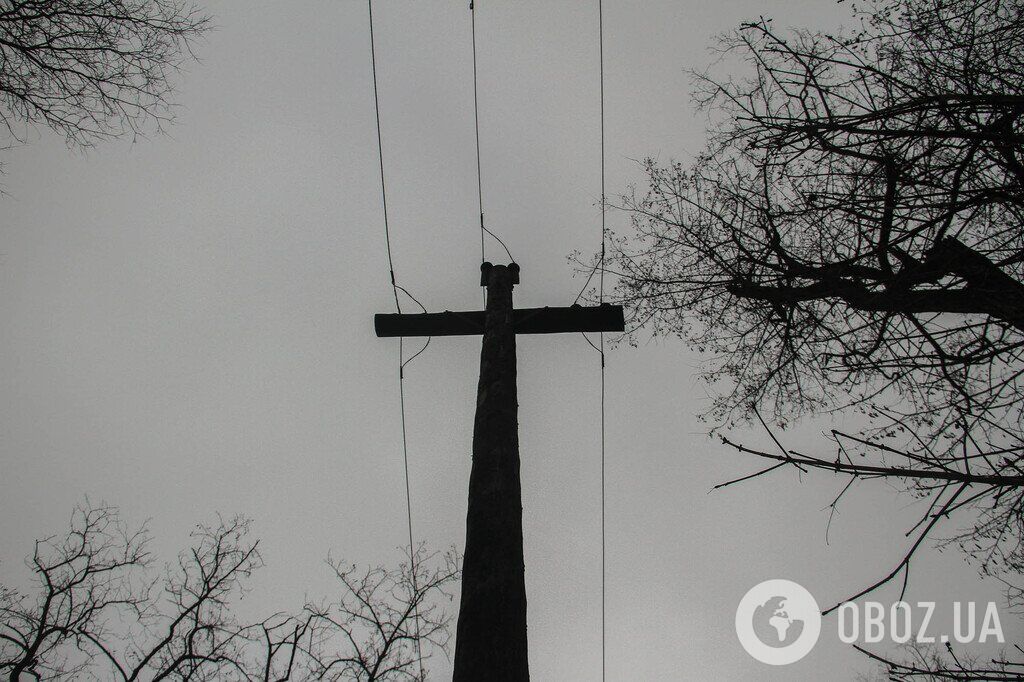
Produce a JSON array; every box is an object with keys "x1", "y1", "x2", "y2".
[{"x1": 480, "y1": 262, "x2": 520, "y2": 286}]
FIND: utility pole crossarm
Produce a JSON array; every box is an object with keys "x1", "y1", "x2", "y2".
[
  {"x1": 374, "y1": 303, "x2": 624, "y2": 338},
  {"x1": 372, "y1": 262, "x2": 622, "y2": 681}
]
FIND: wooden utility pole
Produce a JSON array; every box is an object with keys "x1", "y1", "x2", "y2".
[
  {"x1": 374, "y1": 263, "x2": 623, "y2": 680},
  {"x1": 457, "y1": 262, "x2": 528, "y2": 679}
]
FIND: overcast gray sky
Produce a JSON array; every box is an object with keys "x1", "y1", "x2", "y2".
[{"x1": 1, "y1": 0, "x2": 1021, "y2": 679}]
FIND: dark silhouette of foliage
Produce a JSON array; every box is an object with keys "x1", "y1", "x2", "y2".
[
  {"x1": 0, "y1": 502, "x2": 460, "y2": 681},
  {"x1": 603, "y1": 0, "x2": 1024, "y2": 613},
  {"x1": 0, "y1": 0, "x2": 211, "y2": 148}
]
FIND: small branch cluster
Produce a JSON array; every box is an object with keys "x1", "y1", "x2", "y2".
[
  {"x1": 717, "y1": 416, "x2": 1024, "y2": 611},
  {"x1": 859, "y1": 642, "x2": 1024, "y2": 681},
  {"x1": 261, "y1": 546, "x2": 460, "y2": 682}
]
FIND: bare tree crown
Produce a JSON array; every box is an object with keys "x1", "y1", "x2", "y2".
[
  {"x1": 612, "y1": 0, "x2": 1024, "y2": 433},
  {"x1": 0, "y1": 0, "x2": 211, "y2": 147},
  {"x1": 605, "y1": 0, "x2": 1024, "y2": 617},
  {"x1": 0, "y1": 503, "x2": 459, "y2": 681}
]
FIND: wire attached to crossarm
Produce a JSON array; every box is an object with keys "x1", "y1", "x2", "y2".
[{"x1": 469, "y1": 1, "x2": 516, "y2": 272}]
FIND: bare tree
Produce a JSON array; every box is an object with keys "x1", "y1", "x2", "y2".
[
  {"x1": 0, "y1": 502, "x2": 153, "y2": 680},
  {"x1": 0, "y1": 503, "x2": 459, "y2": 681},
  {"x1": 291, "y1": 546, "x2": 460, "y2": 681},
  {"x1": 0, "y1": 502, "x2": 259, "y2": 680},
  {"x1": 600, "y1": 0, "x2": 1024, "y2": 607},
  {"x1": 610, "y1": 0, "x2": 1024, "y2": 432},
  {"x1": 858, "y1": 642, "x2": 1024, "y2": 680},
  {"x1": 0, "y1": 0, "x2": 211, "y2": 149}
]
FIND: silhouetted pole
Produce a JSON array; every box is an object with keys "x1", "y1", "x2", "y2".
[
  {"x1": 453, "y1": 262, "x2": 530, "y2": 681},
  {"x1": 373, "y1": 263, "x2": 623, "y2": 679}
]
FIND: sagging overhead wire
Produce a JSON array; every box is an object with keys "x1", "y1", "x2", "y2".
[
  {"x1": 469, "y1": 0, "x2": 515, "y2": 267},
  {"x1": 576, "y1": 2, "x2": 611, "y2": 677},
  {"x1": 597, "y1": 0, "x2": 609, "y2": 679},
  {"x1": 367, "y1": 2, "x2": 430, "y2": 678}
]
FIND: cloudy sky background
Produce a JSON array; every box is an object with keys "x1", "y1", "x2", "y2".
[{"x1": 1, "y1": 0, "x2": 1021, "y2": 679}]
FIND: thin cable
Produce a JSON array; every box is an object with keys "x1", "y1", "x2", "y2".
[
  {"x1": 483, "y1": 225, "x2": 515, "y2": 263},
  {"x1": 597, "y1": 0, "x2": 608, "y2": 679},
  {"x1": 470, "y1": 0, "x2": 485, "y2": 267},
  {"x1": 396, "y1": 347, "x2": 424, "y2": 681},
  {"x1": 369, "y1": 0, "x2": 401, "y2": 315},
  {"x1": 599, "y1": 336, "x2": 606, "y2": 681},
  {"x1": 598, "y1": 0, "x2": 607, "y2": 303},
  {"x1": 572, "y1": 260, "x2": 599, "y2": 306},
  {"x1": 398, "y1": 287, "x2": 432, "y2": 369},
  {"x1": 368, "y1": 2, "x2": 423, "y2": 677}
]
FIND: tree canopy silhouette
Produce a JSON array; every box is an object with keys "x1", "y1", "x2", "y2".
[
  {"x1": 0, "y1": 0, "x2": 210, "y2": 149},
  {"x1": 607, "y1": 0, "x2": 1024, "y2": 596},
  {"x1": 0, "y1": 502, "x2": 459, "y2": 681}
]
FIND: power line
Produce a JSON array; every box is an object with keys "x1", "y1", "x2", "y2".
[
  {"x1": 367, "y1": 2, "x2": 425, "y2": 678},
  {"x1": 470, "y1": 0, "x2": 485, "y2": 266},
  {"x1": 571, "y1": 3, "x2": 612, "y2": 675},
  {"x1": 368, "y1": 0, "x2": 400, "y2": 315},
  {"x1": 469, "y1": 1, "x2": 515, "y2": 270},
  {"x1": 597, "y1": 0, "x2": 608, "y2": 679}
]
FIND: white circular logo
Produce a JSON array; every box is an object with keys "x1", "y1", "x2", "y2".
[{"x1": 735, "y1": 579, "x2": 821, "y2": 665}]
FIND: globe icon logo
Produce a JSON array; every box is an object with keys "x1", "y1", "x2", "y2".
[
  {"x1": 751, "y1": 596, "x2": 805, "y2": 648},
  {"x1": 736, "y1": 579, "x2": 821, "y2": 665}
]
